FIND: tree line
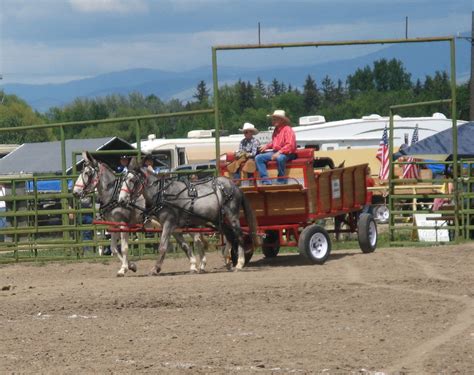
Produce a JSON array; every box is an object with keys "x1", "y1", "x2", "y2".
[{"x1": 0, "y1": 58, "x2": 470, "y2": 144}]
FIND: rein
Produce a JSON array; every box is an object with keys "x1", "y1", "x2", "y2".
[
  {"x1": 99, "y1": 176, "x2": 125, "y2": 216},
  {"x1": 125, "y1": 172, "x2": 232, "y2": 229}
]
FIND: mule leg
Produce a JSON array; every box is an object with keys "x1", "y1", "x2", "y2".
[
  {"x1": 121, "y1": 232, "x2": 137, "y2": 274},
  {"x1": 173, "y1": 233, "x2": 198, "y2": 273},
  {"x1": 150, "y1": 222, "x2": 175, "y2": 276},
  {"x1": 110, "y1": 233, "x2": 126, "y2": 276},
  {"x1": 227, "y1": 215, "x2": 246, "y2": 270},
  {"x1": 117, "y1": 231, "x2": 131, "y2": 277},
  {"x1": 193, "y1": 233, "x2": 208, "y2": 272},
  {"x1": 222, "y1": 239, "x2": 233, "y2": 270}
]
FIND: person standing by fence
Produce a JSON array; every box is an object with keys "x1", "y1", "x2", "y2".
[{"x1": 0, "y1": 184, "x2": 6, "y2": 241}]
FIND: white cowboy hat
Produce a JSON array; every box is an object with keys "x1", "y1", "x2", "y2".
[
  {"x1": 267, "y1": 109, "x2": 291, "y2": 124},
  {"x1": 239, "y1": 122, "x2": 259, "y2": 134}
]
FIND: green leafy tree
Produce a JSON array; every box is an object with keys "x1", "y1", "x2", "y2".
[
  {"x1": 0, "y1": 92, "x2": 53, "y2": 144},
  {"x1": 373, "y1": 58, "x2": 411, "y2": 91},
  {"x1": 347, "y1": 66, "x2": 374, "y2": 95}
]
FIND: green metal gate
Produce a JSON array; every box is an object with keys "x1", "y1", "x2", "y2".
[{"x1": 0, "y1": 109, "x2": 214, "y2": 262}]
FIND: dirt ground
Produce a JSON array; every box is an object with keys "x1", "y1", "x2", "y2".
[{"x1": 0, "y1": 243, "x2": 473, "y2": 374}]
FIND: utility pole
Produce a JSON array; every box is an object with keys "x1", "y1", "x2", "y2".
[
  {"x1": 470, "y1": 11, "x2": 474, "y2": 121},
  {"x1": 405, "y1": 16, "x2": 408, "y2": 39}
]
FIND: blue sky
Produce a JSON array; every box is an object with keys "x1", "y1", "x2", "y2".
[{"x1": 0, "y1": 0, "x2": 471, "y2": 84}]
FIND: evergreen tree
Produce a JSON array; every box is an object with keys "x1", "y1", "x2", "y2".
[
  {"x1": 255, "y1": 77, "x2": 267, "y2": 97},
  {"x1": 236, "y1": 80, "x2": 254, "y2": 111},
  {"x1": 268, "y1": 78, "x2": 283, "y2": 97},
  {"x1": 413, "y1": 79, "x2": 423, "y2": 96},
  {"x1": 193, "y1": 80, "x2": 210, "y2": 105},
  {"x1": 321, "y1": 75, "x2": 336, "y2": 104},
  {"x1": 303, "y1": 74, "x2": 320, "y2": 113}
]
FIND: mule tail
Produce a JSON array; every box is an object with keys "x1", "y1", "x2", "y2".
[{"x1": 241, "y1": 193, "x2": 259, "y2": 249}]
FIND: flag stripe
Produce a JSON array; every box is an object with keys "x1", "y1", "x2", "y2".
[
  {"x1": 402, "y1": 126, "x2": 420, "y2": 179},
  {"x1": 377, "y1": 126, "x2": 389, "y2": 180}
]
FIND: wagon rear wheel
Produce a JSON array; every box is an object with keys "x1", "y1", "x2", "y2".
[
  {"x1": 358, "y1": 213, "x2": 377, "y2": 253},
  {"x1": 262, "y1": 230, "x2": 280, "y2": 258},
  {"x1": 298, "y1": 225, "x2": 331, "y2": 264}
]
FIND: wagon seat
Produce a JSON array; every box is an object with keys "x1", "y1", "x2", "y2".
[{"x1": 263, "y1": 148, "x2": 315, "y2": 188}]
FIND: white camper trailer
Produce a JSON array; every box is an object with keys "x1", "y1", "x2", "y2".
[{"x1": 136, "y1": 113, "x2": 466, "y2": 171}]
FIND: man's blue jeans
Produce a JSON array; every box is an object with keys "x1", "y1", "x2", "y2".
[{"x1": 255, "y1": 152, "x2": 296, "y2": 184}]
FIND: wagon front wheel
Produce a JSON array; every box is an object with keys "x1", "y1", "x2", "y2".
[
  {"x1": 298, "y1": 225, "x2": 331, "y2": 264},
  {"x1": 358, "y1": 213, "x2": 377, "y2": 253}
]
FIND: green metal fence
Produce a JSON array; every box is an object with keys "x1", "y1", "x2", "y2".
[
  {"x1": 387, "y1": 96, "x2": 473, "y2": 245},
  {"x1": 211, "y1": 36, "x2": 460, "y2": 246},
  {"x1": 0, "y1": 109, "x2": 214, "y2": 262}
]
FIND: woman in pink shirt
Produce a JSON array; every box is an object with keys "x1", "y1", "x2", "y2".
[{"x1": 256, "y1": 109, "x2": 297, "y2": 185}]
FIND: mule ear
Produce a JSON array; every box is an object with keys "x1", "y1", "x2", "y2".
[
  {"x1": 83, "y1": 151, "x2": 95, "y2": 165},
  {"x1": 129, "y1": 156, "x2": 140, "y2": 171}
]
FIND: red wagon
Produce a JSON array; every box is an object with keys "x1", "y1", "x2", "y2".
[{"x1": 221, "y1": 148, "x2": 378, "y2": 264}]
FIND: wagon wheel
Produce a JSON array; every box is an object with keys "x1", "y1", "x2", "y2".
[
  {"x1": 231, "y1": 234, "x2": 254, "y2": 267},
  {"x1": 357, "y1": 213, "x2": 377, "y2": 253},
  {"x1": 298, "y1": 224, "x2": 331, "y2": 264},
  {"x1": 262, "y1": 230, "x2": 280, "y2": 258},
  {"x1": 373, "y1": 205, "x2": 389, "y2": 224}
]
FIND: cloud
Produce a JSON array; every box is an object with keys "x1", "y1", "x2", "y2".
[
  {"x1": 0, "y1": 0, "x2": 469, "y2": 84},
  {"x1": 69, "y1": 0, "x2": 148, "y2": 13}
]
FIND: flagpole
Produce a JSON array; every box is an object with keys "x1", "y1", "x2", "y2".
[{"x1": 389, "y1": 109, "x2": 395, "y2": 242}]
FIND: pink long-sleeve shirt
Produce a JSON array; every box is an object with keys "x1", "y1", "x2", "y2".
[{"x1": 265, "y1": 124, "x2": 297, "y2": 154}]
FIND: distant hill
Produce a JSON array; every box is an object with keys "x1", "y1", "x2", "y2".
[{"x1": 1, "y1": 35, "x2": 470, "y2": 112}]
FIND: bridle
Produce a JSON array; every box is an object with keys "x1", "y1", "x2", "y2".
[
  {"x1": 74, "y1": 163, "x2": 100, "y2": 198},
  {"x1": 121, "y1": 169, "x2": 147, "y2": 204}
]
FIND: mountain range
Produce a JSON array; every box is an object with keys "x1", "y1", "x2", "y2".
[{"x1": 1, "y1": 36, "x2": 470, "y2": 113}]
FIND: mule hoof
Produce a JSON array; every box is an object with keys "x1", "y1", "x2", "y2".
[
  {"x1": 116, "y1": 272, "x2": 126, "y2": 277},
  {"x1": 148, "y1": 268, "x2": 161, "y2": 276},
  {"x1": 128, "y1": 262, "x2": 137, "y2": 273}
]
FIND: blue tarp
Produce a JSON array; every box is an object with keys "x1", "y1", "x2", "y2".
[
  {"x1": 398, "y1": 122, "x2": 474, "y2": 161},
  {"x1": 26, "y1": 180, "x2": 73, "y2": 192}
]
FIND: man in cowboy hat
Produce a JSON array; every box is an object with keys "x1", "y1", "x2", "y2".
[
  {"x1": 256, "y1": 109, "x2": 297, "y2": 185},
  {"x1": 228, "y1": 122, "x2": 260, "y2": 181}
]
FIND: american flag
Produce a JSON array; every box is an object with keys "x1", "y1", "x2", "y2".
[
  {"x1": 402, "y1": 126, "x2": 420, "y2": 179},
  {"x1": 377, "y1": 126, "x2": 389, "y2": 180}
]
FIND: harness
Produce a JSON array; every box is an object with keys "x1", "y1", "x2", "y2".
[
  {"x1": 128, "y1": 174, "x2": 233, "y2": 231},
  {"x1": 98, "y1": 177, "x2": 125, "y2": 218}
]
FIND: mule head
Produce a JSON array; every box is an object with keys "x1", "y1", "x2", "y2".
[
  {"x1": 72, "y1": 151, "x2": 99, "y2": 198},
  {"x1": 118, "y1": 159, "x2": 146, "y2": 206}
]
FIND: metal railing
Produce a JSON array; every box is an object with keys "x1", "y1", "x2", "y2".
[{"x1": 0, "y1": 109, "x2": 215, "y2": 262}]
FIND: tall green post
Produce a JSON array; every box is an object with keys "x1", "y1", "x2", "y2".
[
  {"x1": 60, "y1": 125, "x2": 71, "y2": 251},
  {"x1": 449, "y1": 38, "x2": 459, "y2": 241},
  {"x1": 212, "y1": 47, "x2": 221, "y2": 174}
]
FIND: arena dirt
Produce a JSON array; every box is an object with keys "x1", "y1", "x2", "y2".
[{"x1": 1, "y1": 243, "x2": 473, "y2": 374}]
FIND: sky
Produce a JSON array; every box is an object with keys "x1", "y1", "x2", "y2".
[{"x1": 0, "y1": 0, "x2": 471, "y2": 84}]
